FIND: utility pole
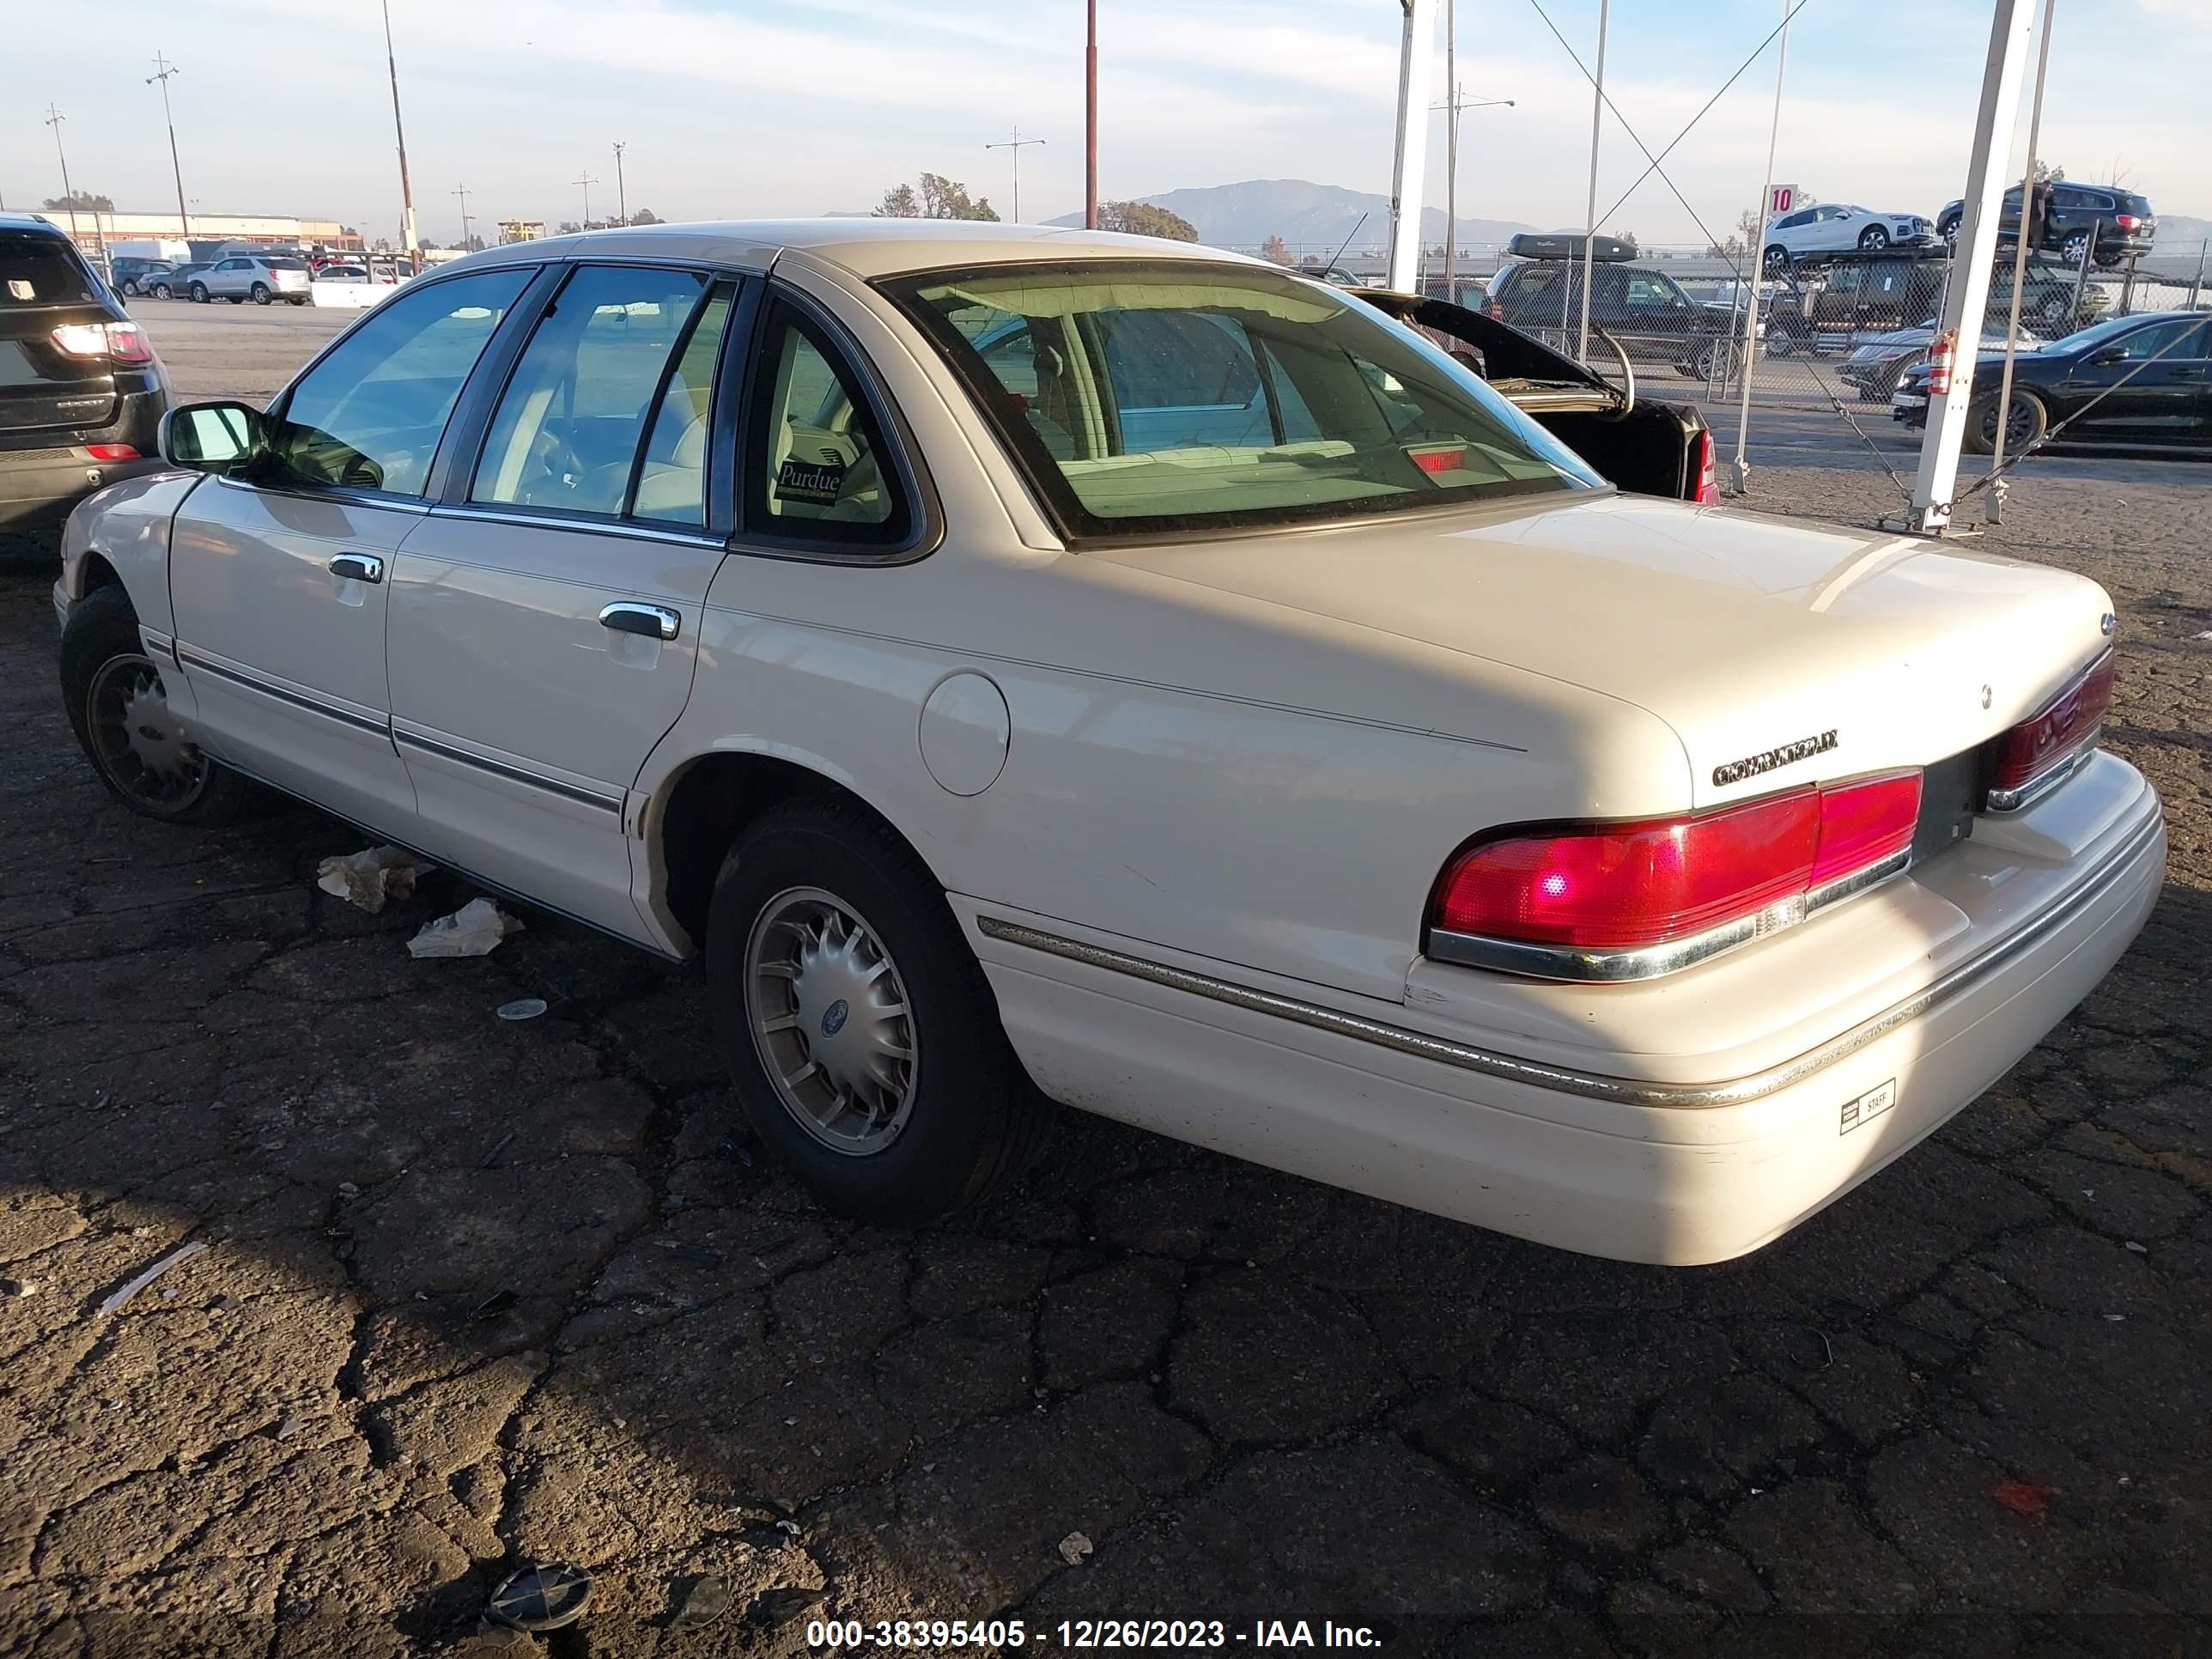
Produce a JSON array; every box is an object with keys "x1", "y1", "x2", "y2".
[
  {"x1": 984, "y1": 125, "x2": 1045, "y2": 223},
  {"x1": 453, "y1": 181, "x2": 474, "y2": 250},
  {"x1": 575, "y1": 172, "x2": 600, "y2": 228},
  {"x1": 147, "y1": 53, "x2": 190, "y2": 240},
  {"x1": 1431, "y1": 79, "x2": 1516, "y2": 301},
  {"x1": 1085, "y1": 0, "x2": 1098, "y2": 229},
  {"x1": 612, "y1": 142, "x2": 627, "y2": 224},
  {"x1": 1576, "y1": 0, "x2": 1611, "y2": 363},
  {"x1": 1732, "y1": 0, "x2": 1791, "y2": 494},
  {"x1": 1908, "y1": 0, "x2": 2037, "y2": 533},
  {"x1": 1385, "y1": 0, "x2": 1437, "y2": 293},
  {"x1": 1987, "y1": 0, "x2": 2056, "y2": 524},
  {"x1": 381, "y1": 0, "x2": 421, "y2": 274},
  {"x1": 44, "y1": 107, "x2": 79, "y2": 246}
]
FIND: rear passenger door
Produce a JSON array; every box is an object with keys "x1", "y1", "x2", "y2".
[{"x1": 385, "y1": 262, "x2": 752, "y2": 936}]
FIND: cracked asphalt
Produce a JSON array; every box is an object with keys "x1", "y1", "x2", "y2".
[{"x1": 2, "y1": 307, "x2": 2209, "y2": 1656}]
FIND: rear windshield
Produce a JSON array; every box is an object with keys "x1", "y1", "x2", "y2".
[
  {"x1": 0, "y1": 231, "x2": 99, "y2": 308},
  {"x1": 265, "y1": 258, "x2": 309, "y2": 272},
  {"x1": 882, "y1": 261, "x2": 1601, "y2": 539},
  {"x1": 2113, "y1": 194, "x2": 2154, "y2": 217}
]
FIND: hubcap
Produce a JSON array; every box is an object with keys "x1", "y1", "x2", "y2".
[
  {"x1": 88, "y1": 653, "x2": 209, "y2": 810},
  {"x1": 743, "y1": 887, "x2": 918, "y2": 1156}
]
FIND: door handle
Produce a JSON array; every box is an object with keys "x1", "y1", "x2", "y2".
[
  {"x1": 599, "y1": 602, "x2": 680, "y2": 641},
  {"x1": 328, "y1": 553, "x2": 385, "y2": 584},
  {"x1": 2169, "y1": 368, "x2": 2204, "y2": 380}
]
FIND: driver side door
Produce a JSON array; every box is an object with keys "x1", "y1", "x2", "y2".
[{"x1": 167, "y1": 265, "x2": 539, "y2": 831}]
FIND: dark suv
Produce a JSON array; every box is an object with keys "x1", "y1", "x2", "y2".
[
  {"x1": 108, "y1": 257, "x2": 177, "y2": 298},
  {"x1": 0, "y1": 216, "x2": 170, "y2": 558},
  {"x1": 1485, "y1": 241, "x2": 1735, "y2": 378},
  {"x1": 1937, "y1": 182, "x2": 2156, "y2": 268}
]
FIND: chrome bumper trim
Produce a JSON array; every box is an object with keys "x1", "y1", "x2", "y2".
[
  {"x1": 975, "y1": 806, "x2": 2160, "y2": 1111},
  {"x1": 1985, "y1": 738, "x2": 2098, "y2": 814}
]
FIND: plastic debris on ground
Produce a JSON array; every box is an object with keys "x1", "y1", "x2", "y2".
[
  {"x1": 669, "y1": 1574, "x2": 732, "y2": 1632},
  {"x1": 496, "y1": 998, "x2": 549, "y2": 1021},
  {"x1": 408, "y1": 897, "x2": 525, "y2": 959},
  {"x1": 99, "y1": 1240, "x2": 209, "y2": 1315},
  {"x1": 1993, "y1": 1481, "x2": 2057, "y2": 1516},
  {"x1": 488, "y1": 1562, "x2": 592, "y2": 1632},
  {"x1": 1058, "y1": 1530, "x2": 1095, "y2": 1565},
  {"x1": 316, "y1": 845, "x2": 434, "y2": 913}
]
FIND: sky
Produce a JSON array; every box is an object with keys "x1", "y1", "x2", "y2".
[{"x1": 3, "y1": 0, "x2": 2206, "y2": 250}]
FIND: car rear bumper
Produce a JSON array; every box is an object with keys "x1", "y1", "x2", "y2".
[{"x1": 963, "y1": 764, "x2": 2164, "y2": 1265}]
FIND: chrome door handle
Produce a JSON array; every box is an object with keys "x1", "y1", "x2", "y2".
[
  {"x1": 328, "y1": 553, "x2": 385, "y2": 584},
  {"x1": 599, "y1": 602, "x2": 680, "y2": 641}
]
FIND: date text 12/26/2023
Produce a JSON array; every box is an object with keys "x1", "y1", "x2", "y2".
[{"x1": 805, "y1": 1621, "x2": 1384, "y2": 1650}]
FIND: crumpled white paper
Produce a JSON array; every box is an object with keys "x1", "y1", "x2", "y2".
[
  {"x1": 316, "y1": 845, "x2": 433, "y2": 913},
  {"x1": 406, "y1": 897, "x2": 525, "y2": 958}
]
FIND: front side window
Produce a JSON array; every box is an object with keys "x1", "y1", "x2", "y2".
[
  {"x1": 272, "y1": 267, "x2": 532, "y2": 495},
  {"x1": 884, "y1": 261, "x2": 1601, "y2": 539},
  {"x1": 1625, "y1": 273, "x2": 1685, "y2": 308},
  {"x1": 2114, "y1": 320, "x2": 2202, "y2": 362},
  {"x1": 743, "y1": 303, "x2": 910, "y2": 547},
  {"x1": 472, "y1": 264, "x2": 715, "y2": 519}
]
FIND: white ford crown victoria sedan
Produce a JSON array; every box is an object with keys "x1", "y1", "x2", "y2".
[{"x1": 52, "y1": 221, "x2": 2164, "y2": 1264}]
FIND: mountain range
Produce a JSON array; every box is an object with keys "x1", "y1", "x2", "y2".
[{"x1": 1046, "y1": 178, "x2": 1534, "y2": 253}]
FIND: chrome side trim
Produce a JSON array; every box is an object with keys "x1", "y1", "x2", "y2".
[
  {"x1": 1429, "y1": 848, "x2": 1913, "y2": 983},
  {"x1": 175, "y1": 647, "x2": 387, "y2": 737},
  {"x1": 974, "y1": 806, "x2": 2160, "y2": 1110},
  {"x1": 392, "y1": 727, "x2": 624, "y2": 813},
  {"x1": 425, "y1": 501, "x2": 726, "y2": 549}
]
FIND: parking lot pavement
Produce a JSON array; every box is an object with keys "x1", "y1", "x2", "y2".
[
  {"x1": 3, "y1": 377, "x2": 2209, "y2": 1658},
  {"x1": 124, "y1": 299, "x2": 350, "y2": 405}
]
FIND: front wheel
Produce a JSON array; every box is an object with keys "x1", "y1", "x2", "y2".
[
  {"x1": 1857, "y1": 226, "x2": 1890, "y2": 251},
  {"x1": 59, "y1": 586, "x2": 256, "y2": 826},
  {"x1": 1965, "y1": 390, "x2": 2047, "y2": 455},
  {"x1": 1762, "y1": 244, "x2": 1789, "y2": 273},
  {"x1": 2060, "y1": 231, "x2": 2091, "y2": 266},
  {"x1": 1692, "y1": 339, "x2": 1738, "y2": 381},
  {"x1": 250, "y1": 282, "x2": 272, "y2": 305},
  {"x1": 150, "y1": 283, "x2": 173, "y2": 300},
  {"x1": 703, "y1": 798, "x2": 1048, "y2": 1225},
  {"x1": 188, "y1": 283, "x2": 209, "y2": 302}
]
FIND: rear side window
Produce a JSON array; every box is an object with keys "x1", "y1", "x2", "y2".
[
  {"x1": 743, "y1": 301, "x2": 912, "y2": 550},
  {"x1": 273, "y1": 266, "x2": 532, "y2": 496},
  {"x1": 0, "y1": 231, "x2": 97, "y2": 308}
]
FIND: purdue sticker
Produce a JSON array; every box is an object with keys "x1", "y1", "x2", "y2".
[{"x1": 775, "y1": 455, "x2": 845, "y2": 507}]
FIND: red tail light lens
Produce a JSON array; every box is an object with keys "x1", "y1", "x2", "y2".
[
  {"x1": 1694, "y1": 428, "x2": 1719, "y2": 504},
  {"x1": 1411, "y1": 446, "x2": 1468, "y2": 474},
  {"x1": 104, "y1": 322, "x2": 154, "y2": 364},
  {"x1": 1430, "y1": 772, "x2": 1923, "y2": 966},
  {"x1": 84, "y1": 443, "x2": 141, "y2": 461},
  {"x1": 1986, "y1": 650, "x2": 2114, "y2": 806},
  {"x1": 2114, "y1": 214, "x2": 2143, "y2": 233},
  {"x1": 49, "y1": 322, "x2": 152, "y2": 364}
]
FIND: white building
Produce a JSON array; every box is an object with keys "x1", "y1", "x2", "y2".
[{"x1": 38, "y1": 209, "x2": 362, "y2": 256}]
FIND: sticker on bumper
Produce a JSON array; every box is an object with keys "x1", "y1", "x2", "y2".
[{"x1": 1840, "y1": 1078, "x2": 1898, "y2": 1135}]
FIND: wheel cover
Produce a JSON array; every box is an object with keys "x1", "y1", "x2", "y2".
[
  {"x1": 88, "y1": 653, "x2": 210, "y2": 810},
  {"x1": 743, "y1": 886, "x2": 919, "y2": 1156}
]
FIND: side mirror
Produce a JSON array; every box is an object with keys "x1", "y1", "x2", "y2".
[
  {"x1": 159, "y1": 400, "x2": 268, "y2": 473},
  {"x1": 2086, "y1": 346, "x2": 2127, "y2": 368}
]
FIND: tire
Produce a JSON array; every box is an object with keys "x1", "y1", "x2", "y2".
[
  {"x1": 1964, "y1": 389, "x2": 2047, "y2": 456},
  {"x1": 288, "y1": 296, "x2": 308, "y2": 307},
  {"x1": 189, "y1": 282, "x2": 209, "y2": 302},
  {"x1": 1940, "y1": 217, "x2": 1960, "y2": 247},
  {"x1": 150, "y1": 283, "x2": 172, "y2": 300},
  {"x1": 2060, "y1": 231, "x2": 2090, "y2": 267},
  {"x1": 118, "y1": 278, "x2": 139, "y2": 297},
  {"x1": 250, "y1": 283, "x2": 271, "y2": 305},
  {"x1": 1857, "y1": 226, "x2": 1890, "y2": 252},
  {"x1": 227, "y1": 295, "x2": 245, "y2": 305},
  {"x1": 1762, "y1": 244, "x2": 1789, "y2": 273},
  {"x1": 1691, "y1": 338, "x2": 1735, "y2": 381},
  {"x1": 2039, "y1": 294, "x2": 2070, "y2": 326},
  {"x1": 59, "y1": 586, "x2": 256, "y2": 827},
  {"x1": 703, "y1": 796, "x2": 1047, "y2": 1226},
  {"x1": 1764, "y1": 320, "x2": 1802, "y2": 359}
]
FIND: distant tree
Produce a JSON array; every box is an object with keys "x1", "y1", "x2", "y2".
[
  {"x1": 1097, "y1": 201, "x2": 1198, "y2": 241},
  {"x1": 2030, "y1": 161, "x2": 2064, "y2": 185},
  {"x1": 626, "y1": 208, "x2": 663, "y2": 225},
  {"x1": 1261, "y1": 234, "x2": 1292, "y2": 265},
  {"x1": 874, "y1": 183, "x2": 921, "y2": 218},
  {"x1": 874, "y1": 174, "x2": 999, "y2": 221},
  {"x1": 1619, "y1": 230, "x2": 1638, "y2": 251},
  {"x1": 44, "y1": 191, "x2": 115, "y2": 212}
]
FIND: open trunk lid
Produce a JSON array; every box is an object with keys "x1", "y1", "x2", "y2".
[{"x1": 1, "y1": 228, "x2": 121, "y2": 437}]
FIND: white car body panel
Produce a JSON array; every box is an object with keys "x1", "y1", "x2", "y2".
[{"x1": 58, "y1": 220, "x2": 2162, "y2": 1263}]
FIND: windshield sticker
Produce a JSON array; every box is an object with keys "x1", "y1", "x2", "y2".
[{"x1": 775, "y1": 456, "x2": 846, "y2": 507}]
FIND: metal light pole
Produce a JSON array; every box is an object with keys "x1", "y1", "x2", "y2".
[
  {"x1": 612, "y1": 142, "x2": 627, "y2": 223},
  {"x1": 1987, "y1": 0, "x2": 2056, "y2": 524},
  {"x1": 1386, "y1": 0, "x2": 1437, "y2": 293},
  {"x1": 1909, "y1": 0, "x2": 2038, "y2": 533},
  {"x1": 1575, "y1": 0, "x2": 1611, "y2": 363},
  {"x1": 985, "y1": 125, "x2": 1045, "y2": 223},
  {"x1": 453, "y1": 181, "x2": 474, "y2": 250},
  {"x1": 147, "y1": 54, "x2": 190, "y2": 240},
  {"x1": 575, "y1": 172, "x2": 600, "y2": 228},
  {"x1": 381, "y1": 0, "x2": 421, "y2": 274},
  {"x1": 1432, "y1": 82, "x2": 1514, "y2": 300},
  {"x1": 44, "y1": 107, "x2": 80, "y2": 246},
  {"x1": 1732, "y1": 0, "x2": 1790, "y2": 494},
  {"x1": 1085, "y1": 0, "x2": 1099, "y2": 229}
]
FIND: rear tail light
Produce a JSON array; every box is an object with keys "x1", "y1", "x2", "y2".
[
  {"x1": 83, "y1": 443, "x2": 141, "y2": 461},
  {"x1": 2114, "y1": 214, "x2": 2143, "y2": 234},
  {"x1": 1487, "y1": 301, "x2": 1504, "y2": 320},
  {"x1": 49, "y1": 321, "x2": 153, "y2": 364},
  {"x1": 1411, "y1": 445, "x2": 1468, "y2": 474},
  {"x1": 1693, "y1": 429, "x2": 1719, "y2": 503},
  {"x1": 1985, "y1": 649, "x2": 2114, "y2": 811},
  {"x1": 1426, "y1": 772, "x2": 1922, "y2": 976}
]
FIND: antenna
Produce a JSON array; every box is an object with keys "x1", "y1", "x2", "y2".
[
  {"x1": 984, "y1": 125, "x2": 1047, "y2": 223},
  {"x1": 1322, "y1": 211, "x2": 1368, "y2": 278}
]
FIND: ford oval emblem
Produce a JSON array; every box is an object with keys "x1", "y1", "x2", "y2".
[{"x1": 820, "y1": 999, "x2": 849, "y2": 1037}]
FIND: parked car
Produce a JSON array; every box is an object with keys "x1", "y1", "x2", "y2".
[
  {"x1": 53, "y1": 222, "x2": 2163, "y2": 1264},
  {"x1": 109, "y1": 258, "x2": 178, "y2": 298},
  {"x1": 1762, "y1": 204, "x2": 1935, "y2": 268},
  {"x1": 1893, "y1": 309, "x2": 2210, "y2": 453},
  {"x1": 0, "y1": 214, "x2": 169, "y2": 541},
  {"x1": 1352, "y1": 286, "x2": 1717, "y2": 502},
  {"x1": 194, "y1": 254, "x2": 312, "y2": 306},
  {"x1": 1486, "y1": 238, "x2": 1739, "y2": 379},
  {"x1": 149, "y1": 262, "x2": 214, "y2": 301},
  {"x1": 1838, "y1": 325, "x2": 2011, "y2": 401},
  {"x1": 1937, "y1": 183, "x2": 2156, "y2": 269},
  {"x1": 313, "y1": 264, "x2": 371, "y2": 283},
  {"x1": 1766, "y1": 252, "x2": 2106, "y2": 359}
]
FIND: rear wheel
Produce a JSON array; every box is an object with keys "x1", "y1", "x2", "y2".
[
  {"x1": 1762, "y1": 244, "x2": 1789, "y2": 273},
  {"x1": 150, "y1": 283, "x2": 173, "y2": 300},
  {"x1": 1940, "y1": 216, "x2": 1961, "y2": 248},
  {"x1": 288, "y1": 296, "x2": 308, "y2": 307},
  {"x1": 1965, "y1": 389, "x2": 2047, "y2": 455},
  {"x1": 2039, "y1": 293, "x2": 2071, "y2": 326},
  {"x1": 703, "y1": 797, "x2": 1047, "y2": 1225},
  {"x1": 2060, "y1": 230, "x2": 2091, "y2": 266},
  {"x1": 59, "y1": 586, "x2": 255, "y2": 826},
  {"x1": 1857, "y1": 225, "x2": 1890, "y2": 251},
  {"x1": 250, "y1": 282, "x2": 272, "y2": 305},
  {"x1": 1692, "y1": 338, "x2": 1737, "y2": 381}
]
